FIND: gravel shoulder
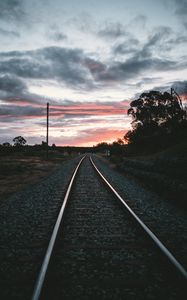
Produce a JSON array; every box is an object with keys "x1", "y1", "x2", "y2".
[
  {"x1": 0, "y1": 154, "x2": 186, "y2": 299},
  {"x1": 93, "y1": 155, "x2": 187, "y2": 268},
  {"x1": 0, "y1": 155, "x2": 72, "y2": 203},
  {"x1": 0, "y1": 155, "x2": 82, "y2": 300},
  {"x1": 41, "y1": 157, "x2": 185, "y2": 300}
]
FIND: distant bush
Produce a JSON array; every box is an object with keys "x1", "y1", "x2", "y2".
[{"x1": 13, "y1": 136, "x2": 27, "y2": 147}]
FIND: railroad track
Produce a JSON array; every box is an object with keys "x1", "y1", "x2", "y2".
[{"x1": 32, "y1": 155, "x2": 187, "y2": 300}]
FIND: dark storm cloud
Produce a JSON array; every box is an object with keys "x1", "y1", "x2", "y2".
[
  {"x1": 0, "y1": 47, "x2": 94, "y2": 89},
  {"x1": 0, "y1": 28, "x2": 20, "y2": 37},
  {"x1": 50, "y1": 32, "x2": 67, "y2": 41},
  {"x1": 144, "y1": 26, "x2": 172, "y2": 49},
  {"x1": 130, "y1": 15, "x2": 147, "y2": 28},
  {"x1": 0, "y1": 57, "x2": 52, "y2": 79},
  {"x1": 113, "y1": 25, "x2": 187, "y2": 71},
  {"x1": 134, "y1": 26, "x2": 175, "y2": 57},
  {"x1": 98, "y1": 22, "x2": 127, "y2": 38},
  {"x1": 137, "y1": 80, "x2": 187, "y2": 100},
  {"x1": 94, "y1": 56, "x2": 178, "y2": 83},
  {"x1": 171, "y1": 81, "x2": 187, "y2": 95},
  {"x1": 0, "y1": 74, "x2": 26, "y2": 95},
  {"x1": 0, "y1": 104, "x2": 44, "y2": 117},
  {"x1": 0, "y1": 75, "x2": 46, "y2": 106},
  {"x1": 0, "y1": 41, "x2": 186, "y2": 100},
  {"x1": 113, "y1": 38, "x2": 140, "y2": 55},
  {"x1": 47, "y1": 25, "x2": 67, "y2": 41},
  {"x1": 113, "y1": 26, "x2": 173, "y2": 56},
  {"x1": 144, "y1": 26, "x2": 187, "y2": 53},
  {"x1": 69, "y1": 27, "x2": 183, "y2": 84},
  {"x1": 133, "y1": 77, "x2": 162, "y2": 88},
  {"x1": 0, "y1": 0, "x2": 25, "y2": 22},
  {"x1": 98, "y1": 15, "x2": 147, "y2": 41},
  {"x1": 174, "y1": 0, "x2": 187, "y2": 16},
  {"x1": 173, "y1": 0, "x2": 187, "y2": 29}
]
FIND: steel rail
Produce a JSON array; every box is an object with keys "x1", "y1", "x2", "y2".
[
  {"x1": 32, "y1": 155, "x2": 86, "y2": 300},
  {"x1": 90, "y1": 156, "x2": 187, "y2": 280}
]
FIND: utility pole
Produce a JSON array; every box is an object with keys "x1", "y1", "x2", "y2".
[{"x1": 46, "y1": 102, "x2": 49, "y2": 159}]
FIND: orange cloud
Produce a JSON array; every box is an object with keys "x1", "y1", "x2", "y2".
[
  {"x1": 0, "y1": 100, "x2": 129, "y2": 120},
  {"x1": 0, "y1": 100, "x2": 130, "y2": 146},
  {"x1": 55, "y1": 128, "x2": 127, "y2": 147},
  {"x1": 180, "y1": 94, "x2": 187, "y2": 102},
  {"x1": 49, "y1": 101, "x2": 128, "y2": 116}
]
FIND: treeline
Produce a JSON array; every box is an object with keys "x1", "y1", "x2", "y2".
[
  {"x1": 1, "y1": 88, "x2": 186, "y2": 157},
  {"x1": 94, "y1": 139, "x2": 126, "y2": 155},
  {"x1": 124, "y1": 89, "x2": 187, "y2": 154},
  {"x1": 0, "y1": 137, "x2": 95, "y2": 157},
  {"x1": 95, "y1": 88, "x2": 187, "y2": 156},
  {"x1": 0, "y1": 136, "x2": 56, "y2": 148},
  {"x1": 0, "y1": 136, "x2": 58, "y2": 156}
]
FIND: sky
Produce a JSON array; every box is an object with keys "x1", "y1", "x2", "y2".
[{"x1": 0, "y1": 0, "x2": 187, "y2": 146}]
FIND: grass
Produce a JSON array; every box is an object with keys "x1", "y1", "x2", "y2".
[
  {"x1": 0, "y1": 153, "x2": 70, "y2": 204},
  {"x1": 109, "y1": 141, "x2": 187, "y2": 209}
]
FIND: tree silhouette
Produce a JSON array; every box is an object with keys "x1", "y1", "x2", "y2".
[
  {"x1": 2, "y1": 142, "x2": 11, "y2": 147},
  {"x1": 95, "y1": 142, "x2": 109, "y2": 152},
  {"x1": 125, "y1": 90, "x2": 187, "y2": 145},
  {"x1": 13, "y1": 136, "x2": 27, "y2": 146}
]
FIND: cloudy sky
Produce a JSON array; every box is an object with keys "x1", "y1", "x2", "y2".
[{"x1": 0, "y1": 0, "x2": 187, "y2": 146}]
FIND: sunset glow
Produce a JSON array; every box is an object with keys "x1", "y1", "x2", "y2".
[{"x1": 0, "y1": 0, "x2": 187, "y2": 146}]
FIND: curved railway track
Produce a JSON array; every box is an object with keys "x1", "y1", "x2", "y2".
[{"x1": 32, "y1": 155, "x2": 187, "y2": 300}]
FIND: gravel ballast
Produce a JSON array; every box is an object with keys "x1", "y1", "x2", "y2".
[
  {"x1": 41, "y1": 157, "x2": 186, "y2": 299},
  {"x1": 0, "y1": 156, "x2": 82, "y2": 300},
  {"x1": 0, "y1": 154, "x2": 186, "y2": 299},
  {"x1": 93, "y1": 155, "x2": 187, "y2": 268}
]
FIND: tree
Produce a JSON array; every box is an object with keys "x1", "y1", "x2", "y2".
[
  {"x1": 95, "y1": 142, "x2": 110, "y2": 151},
  {"x1": 110, "y1": 139, "x2": 125, "y2": 155},
  {"x1": 41, "y1": 141, "x2": 47, "y2": 148},
  {"x1": 124, "y1": 90, "x2": 187, "y2": 145},
  {"x1": 2, "y1": 142, "x2": 11, "y2": 147},
  {"x1": 13, "y1": 136, "x2": 27, "y2": 146}
]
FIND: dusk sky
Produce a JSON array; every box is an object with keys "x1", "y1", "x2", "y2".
[{"x1": 0, "y1": 0, "x2": 187, "y2": 146}]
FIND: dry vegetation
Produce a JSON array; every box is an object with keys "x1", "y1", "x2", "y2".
[
  {"x1": 109, "y1": 141, "x2": 187, "y2": 208},
  {"x1": 0, "y1": 155, "x2": 67, "y2": 203}
]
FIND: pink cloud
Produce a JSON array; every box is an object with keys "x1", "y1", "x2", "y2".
[
  {"x1": 49, "y1": 101, "x2": 128, "y2": 116},
  {"x1": 0, "y1": 100, "x2": 130, "y2": 145},
  {"x1": 180, "y1": 94, "x2": 187, "y2": 101},
  {"x1": 0, "y1": 100, "x2": 129, "y2": 119},
  {"x1": 56, "y1": 128, "x2": 127, "y2": 147}
]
